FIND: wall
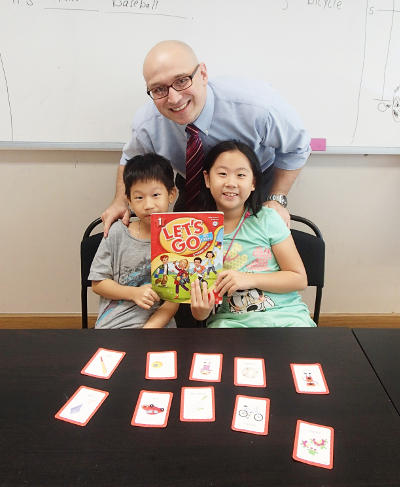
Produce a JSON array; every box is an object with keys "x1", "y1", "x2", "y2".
[{"x1": 0, "y1": 150, "x2": 399, "y2": 315}]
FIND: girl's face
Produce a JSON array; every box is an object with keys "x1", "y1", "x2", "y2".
[
  {"x1": 129, "y1": 179, "x2": 176, "y2": 224},
  {"x1": 203, "y1": 150, "x2": 255, "y2": 213}
]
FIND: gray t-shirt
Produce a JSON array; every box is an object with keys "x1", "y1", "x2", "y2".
[{"x1": 89, "y1": 219, "x2": 176, "y2": 329}]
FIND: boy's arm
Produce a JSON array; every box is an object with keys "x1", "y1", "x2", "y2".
[
  {"x1": 143, "y1": 301, "x2": 180, "y2": 329},
  {"x1": 92, "y1": 279, "x2": 159, "y2": 310}
]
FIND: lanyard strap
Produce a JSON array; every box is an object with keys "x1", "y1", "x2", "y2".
[{"x1": 223, "y1": 210, "x2": 251, "y2": 263}]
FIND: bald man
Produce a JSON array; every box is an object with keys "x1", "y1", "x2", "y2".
[{"x1": 102, "y1": 40, "x2": 310, "y2": 236}]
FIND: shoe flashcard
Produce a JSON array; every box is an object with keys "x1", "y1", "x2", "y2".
[
  {"x1": 292, "y1": 420, "x2": 334, "y2": 469},
  {"x1": 189, "y1": 353, "x2": 223, "y2": 382},
  {"x1": 231, "y1": 395, "x2": 270, "y2": 435},
  {"x1": 290, "y1": 363, "x2": 329, "y2": 394},
  {"x1": 81, "y1": 348, "x2": 126, "y2": 379},
  {"x1": 234, "y1": 357, "x2": 266, "y2": 387},
  {"x1": 131, "y1": 390, "x2": 173, "y2": 428},
  {"x1": 145, "y1": 351, "x2": 177, "y2": 379},
  {"x1": 180, "y1": 386, "x2": 215, "y2": 422},
  {"x1": 55, "y1": 385, "x2": 109, "y2": 426}
]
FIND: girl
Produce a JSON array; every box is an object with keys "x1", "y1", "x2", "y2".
[{"x1": 190, "y1": 140, "x2": 315, "y2": 328}]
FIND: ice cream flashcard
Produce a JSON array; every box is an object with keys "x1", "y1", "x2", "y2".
[
  {"x1": 189, "y1": 353, "x2": 223, "y2": 382},
  {"x1": 145, "y1": 351, "x2": 177, "y2": 379},
  {"x1": 55, "y1": 386, "x2": 109, "y2": 426},
  {"x1": 131, "y1": 390, "x2": 173, "y2": 428},
  {"x1": 292, "y1": 420, "x2": 334, "y2": 469},
  {"x1": 234, "y1": 357, "x2": 266, "y2": 387},
  {"x1": 290, "y1": 363, "x2": 329, "y2": 394},
  {"x1": 81, "y1": 348, "x2": 126, "y2": 379}
]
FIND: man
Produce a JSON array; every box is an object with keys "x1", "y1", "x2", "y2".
[{"x1": 102, "y1": 40, "x2": 310, "y2": 236}]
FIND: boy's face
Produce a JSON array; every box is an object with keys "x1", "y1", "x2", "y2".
[{"x1": 129, "y1": 179, "x2": 176, "y2": 224}]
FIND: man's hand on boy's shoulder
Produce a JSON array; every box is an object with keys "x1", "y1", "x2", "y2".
[{"x1": 102, "y1": 200, "x2": 130, "y2": 238}]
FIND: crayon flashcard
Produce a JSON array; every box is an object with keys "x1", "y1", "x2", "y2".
[
  {"x1": 81, "y1": 348, "x2": 126, "y2": 379},
  {"x1": 189, "y1": 353, "x2": 223, "y2": 382},
  {"x1": 55, "y1": 386, "x2": 109, "y2": 426},
  {"x1": 290, "y1": 363, "x2": 329, "y2": 394},
  {"x1": 234, "y1": 357, "x2": 266, "y2": 387},
  {"x1": 231, "y1": 395, "x2": 270, "y2": 435},
  {"x1": 180, "y1": 386, "x2": 215, "y2": 422},
  {"x1": 131, "y1": 390, "x2": 173, "y2": 428},
  {"x1": 292, "y1": 420, "x2": 334, "y2": 469},
  {"x1": 145, "y1": 351, "x2": 177, "y2": 379}
]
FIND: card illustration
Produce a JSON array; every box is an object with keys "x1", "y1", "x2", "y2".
[
  {"x1": 81, "y1": 348, "x2": 126, "y2": 379},
  {"x1": 189, "y1": 353, "x2": 223, "y2": 382},
  {"x1": 131, "y1": 390, "x2": 173, "y2": 428},
  {"x1": 180, "y1": 386, "x2": 215, "y2": 422},
  {"x1": 231, "y1": 395, "x2": 270, "y2": 435},
  {"x1": 290, "y1": 363, "x2": 329, "y2": 394},
  {"x1": 55, "y1": 386, "x2": 109, "y2": 426},
  {"x1": 293, "y1": 420, "x2": 334, "y2": 469},
  {"x1": 234, "y1": 357, "x2": 266, "y2": 387},
  {"x1": 146, "y1": 351, "x2": 177, "y2": 379}
]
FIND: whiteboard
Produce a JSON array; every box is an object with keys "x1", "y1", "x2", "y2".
[{"x1": 0, "y1": 0, "x2": 399, "y2": 152}]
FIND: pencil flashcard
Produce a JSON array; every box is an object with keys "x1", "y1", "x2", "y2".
[{"x1": 81, "y1": 348, "x2": 126, "y2": 379}]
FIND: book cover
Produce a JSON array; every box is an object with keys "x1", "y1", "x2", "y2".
[{"x1": 151, "y1": 212, "x2": 224, "y2": 303}]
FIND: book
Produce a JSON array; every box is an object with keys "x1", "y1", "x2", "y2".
[{"x1": 151, "y1": 212, "x2": 224, "y2": 303}]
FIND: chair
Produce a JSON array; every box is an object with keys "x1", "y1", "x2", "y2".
[
  {"x1": 290, "y1": 214, "x2": 325, "y2": 325},
  {"x1": 80, "y1": 217, "x2": 103, "y2": 328}
]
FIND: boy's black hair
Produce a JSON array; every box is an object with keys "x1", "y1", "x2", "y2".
[
  {"x1": 123, "y1": 153, "x2": 175, "y2": 198},
  {"x1": 200, "y1": 140, "x2": 263, "y2": 215}
]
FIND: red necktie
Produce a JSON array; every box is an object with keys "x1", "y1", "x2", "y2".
[{"x1": 185, "y1": 124, "x2": 204, "y2": 210}]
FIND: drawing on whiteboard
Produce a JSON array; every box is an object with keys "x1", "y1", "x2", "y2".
[{"x1": 0, "y1": 51, "x2": 13, "y2": 140}]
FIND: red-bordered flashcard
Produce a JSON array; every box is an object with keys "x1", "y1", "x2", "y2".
[
  {"x1": 180, "y1": 386, "x2": 215, "y2": 422},
  {"x1": 290, "y1": 363, "x2": 329, "y2": 394},
  {"x1": 145, "y1": 351, "x2": 177, "y2": 379},
  {"x1": 231, "y1": 394, "x2": 270, "y2": 435},
  {"x1": 293, "y1": 420, "x2": 334, "y2": 469},
  {"x1": 81, "y1": 348, "x2": 126, "y2": 379},
  {"x1": 131, "y1": 390, "x2": 173, "y2": 428},
  {"x1": 234, "y1": 357, "x2": 266, "y2": 387},
  {"x1": 189, "y1": 353, "x2": 223, "y2": 382},
  {"x1": 55, "y1": 385, "x2": 109, "y2": 427}
]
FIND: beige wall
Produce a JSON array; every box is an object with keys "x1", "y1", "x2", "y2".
[{"x1": 0, "y1": 150, "x2": 399, "y2": 314}]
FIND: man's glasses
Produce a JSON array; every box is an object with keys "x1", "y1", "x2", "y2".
[{"x1": 147, "y1": 65, "x2": 200, "y2": 100}]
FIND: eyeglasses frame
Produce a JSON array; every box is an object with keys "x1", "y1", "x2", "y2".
[{"x1": 146, "y1": 64, "x2": 200, "y2": 100}]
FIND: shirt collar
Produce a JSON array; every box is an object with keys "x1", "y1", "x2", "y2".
[{"x1": 190, "y1": 84, "x2": 214, "y2": 135}]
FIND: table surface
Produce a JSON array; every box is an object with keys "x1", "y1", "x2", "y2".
[
  {"x1": 0, "y1": 328, "x2": 399, "y2": 487},
  {"x1": 353, "y1": 327, "x2": 400, "y2": 416}
]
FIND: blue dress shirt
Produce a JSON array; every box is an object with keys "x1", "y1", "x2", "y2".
[{"x1": 120, "y1": 76, "x2": 311, "y2": 176}]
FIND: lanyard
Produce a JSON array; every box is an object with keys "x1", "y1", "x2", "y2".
[{"x1": 223, "y1": 209, "x2": 251, "y2": 264}]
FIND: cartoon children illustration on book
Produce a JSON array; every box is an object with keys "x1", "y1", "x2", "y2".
[
  {"x1": 154, "y1": 254, "x2": 170, "y2": 287},
  {"x1": 174, "y1": 259, "x2": 190, "y2": 299},
  {"x1": 192, "y1": 257, "x2": 207, "y2": 286},
  {"x1": 204, "y1": 250, "x2": 217, "y2": 277}
]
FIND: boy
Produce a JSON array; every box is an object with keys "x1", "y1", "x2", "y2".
[{"x1": 89, "y1": 154, "x2": 178, "y2": 329}]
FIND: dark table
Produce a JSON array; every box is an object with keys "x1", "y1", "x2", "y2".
[
  {"x1": 353, "y1": 327, "x2": 400, "y2": 416},
  {"x1": 0, "y1": 328, "x2": 399, "y2": 487}
]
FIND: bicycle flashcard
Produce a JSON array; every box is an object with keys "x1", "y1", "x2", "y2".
[
  {"x1": 145, "y1": 351, "x2": 177, "y2": 379},
  {"x1": 180, "y1": 386, "x2": 215, "y2": 422},
  {"x1": 55, "y1": 385, "x2": 109, "y2": 426},
  {"x1": 231, "y1": 395, "x2": 270, "y2": 435},
  {"x1": 131, "y1": 390, "x2": 173, "y2": 428},
  {"x1": 234, "y1": 357, "x2": 266, "y2": 387},
  {"x1": 81, "y1": 348, "x2": 126, "y2": 379},
  {"x1": 189, "y1": 353, "x2": 223, "y2": 382},
  {"x1": 290, "y1": 363, "x2": 329, "y2": 394},
  {"x1": 292, "y1": 420, "x2": 334, "y2": 469}
]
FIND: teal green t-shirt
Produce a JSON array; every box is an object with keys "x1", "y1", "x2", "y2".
[{"x1": 207, "y1": 207, "x2": 316, "y2": 328}]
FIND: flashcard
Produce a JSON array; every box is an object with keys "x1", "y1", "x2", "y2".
[
  {"x1": 189, "y1": 353, "x2": 223, "y2": 382},
  {"x1": 293, "y1": 420, "x2": 334, "y2": 469},
  {"x1": 180, "y1": 386, "x2": 215, "y2": 422},
  {"x1": 231, "y1": 395, "x2": 270, "y2": 435},
  {"x1": 145, "y1": 351, "x2": 177, "y2": 379},
  {"x1": 234, "y1": 357, "x2": 266, "y2": 387},
  {"x1": 55, "y1": 385, "x2": 109, "y2": 426},
  {"x1": 81, "y1": 348, "x2": 126, "y2": 379},
  {"x1": 131, "y1": 390, "x2": 173, "y2": 428},
  {"x1": 290, "y1": 363, "x2": 329, "y2": 394}
]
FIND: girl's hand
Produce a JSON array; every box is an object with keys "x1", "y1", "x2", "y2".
[
  {"x1": 190, "y1": 280, "x2": 215, "y2": 321},
  {"x1": 130, "y1": 284, "x2": 160, "y2": 309},
  {"x1": 215, "y1": 270, "x2": 253, "y2": 297}
]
